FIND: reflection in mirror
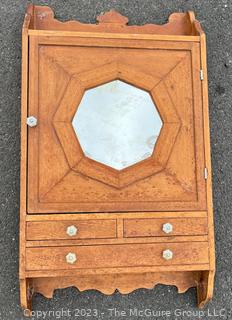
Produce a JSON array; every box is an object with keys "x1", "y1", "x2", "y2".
[{"x1": 72, "y1": 80, "x2": 163, "y2": 170}]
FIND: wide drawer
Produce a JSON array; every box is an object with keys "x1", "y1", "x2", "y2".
[
  {"x1": 124, "y1": 217, "x2": 208, "y2": 238},
  {"x1": 26, "y1": 242, "x2": 209, "y2": 270},
  {"x1": 27, "y1": 219, "x2": 117, "y2": 240}
]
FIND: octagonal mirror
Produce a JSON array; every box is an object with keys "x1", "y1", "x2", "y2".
[{"x1": 72, "y1": 80, "x2": 163, "y2": 170}]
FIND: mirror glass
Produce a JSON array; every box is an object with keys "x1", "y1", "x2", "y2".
[{"x1": 72, "y1": 80, "x2": 163, "y2": 170}]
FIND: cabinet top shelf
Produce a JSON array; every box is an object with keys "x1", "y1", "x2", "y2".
[{"x1": 23, "y1": 5, "x2": 204, "y2": 37}]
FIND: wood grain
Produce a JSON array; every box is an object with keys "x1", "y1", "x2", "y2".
[
  {"x1": 25, "y1": 264, "x2": 210, "y2": 279},
  {"x1": 26, "y1": 242, "x2": 209, "y2": 271},
  {"x1": 28, "y1": 41, "x2": 206, "y2": 212},
  {"x1": 29, "y1": 6, "x2": 202, "y2": 36},
  {"x1": 20, "y1": 5, "x2": 33, "y2": 313},
  {"x1": 27, "y1": 219, "x2": 117, "y2": 240},
  {"x1": 31, "y1": 272, "x2": 201, "y2": 297},
  {"x1": 26, "y1": 236, "x2": 209, "y2": 248},
  {"x1": 26, "y1": 211, "x2": 208, "y2": 221},
  {"x1": 124, "y1": 218, "x2": 208, "y2": 238},
  {"x1": 198, "y1": 32, "x2": 216, "y2": 306},
  {"x1": 20, "y1": 1, "x2": 30, "y2": 281}
]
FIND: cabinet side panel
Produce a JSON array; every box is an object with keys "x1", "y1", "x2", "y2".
[
  {"x1": 20, "y1": 18, "x2": 29, "y2": 280},
  {"x1": 200, "y1": 34, "x2": 215, "y2": 273}
]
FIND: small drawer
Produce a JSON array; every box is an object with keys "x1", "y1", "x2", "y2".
[
  {"x1": 26, "y1": 242, "x2": 209, "y2": 271},
  {"x1": 124, "y1": 217, "x2": 208, "y2": 238},
  {"x1": 27, "y1": 219, "x2": 116, "y2": 240}
]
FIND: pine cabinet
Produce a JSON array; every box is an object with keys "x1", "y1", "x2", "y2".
[{"x1": 20, "y1": 5, "x2": 215, "y2": 314}]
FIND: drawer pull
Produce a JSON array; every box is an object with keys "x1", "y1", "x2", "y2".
[
  {"x1": 66, "y1": 225, "x2": 78, "y2": 237},
  {"x1": 66, "y1": 252, "x2": 77, "y2": 264},
  {"x1": 162, "y1": 249, "x2": 173, "y2": 260},
  {"x1": 162, "y1": 223, "x2": 173, "y2": 234}
]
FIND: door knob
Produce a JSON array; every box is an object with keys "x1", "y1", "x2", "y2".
[{"x1": 26, "y1": 116, "x2": 37, "y2": 127}]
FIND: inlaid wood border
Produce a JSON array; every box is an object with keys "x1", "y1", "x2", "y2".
[{"x1": 52, "y1": 61, "x2": 180, "y2": 188}]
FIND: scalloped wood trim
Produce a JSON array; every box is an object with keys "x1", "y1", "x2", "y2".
[
  {"x1": 31, "y1": 272, "x2": 199, "y2": 299},
  {"x1": 197, "y1": 270, "x2": 215, "y2": 309},
  {"x1": 25, "y1": 5, "x2": 204, "y2": 36},
  {"x1": 21, "y1": 271, "x2": 215, "y2": 314},
  {"x1": 20, "y1": 279, "x2": 33, "y2": 316}
]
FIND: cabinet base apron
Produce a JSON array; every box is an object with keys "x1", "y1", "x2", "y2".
[{"x1": 20, "y1": 270, "x2": 215, "y2": 314}]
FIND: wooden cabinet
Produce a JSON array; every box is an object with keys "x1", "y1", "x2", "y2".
[{"x1": 20, "y1": 5, "x2": 215, "y2": 314}]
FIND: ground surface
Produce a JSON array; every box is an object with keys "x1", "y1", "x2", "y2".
[{"x1": 0, "y1": 0, "x2": 231, "y2": 319}]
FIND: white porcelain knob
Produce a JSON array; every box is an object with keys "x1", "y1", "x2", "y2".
[
  {"x1": 26, "y1": 116, "x2": 37, "y2": 127},
  {"x1": 66, "y1": 252, "x2": 77, "y2": 264},
  {"x1": 162, "y1": 249, "x2": 173, "y2": 260},
  {"x1": 162, "y1": 223, "x2": 173, "y2": 234},
  {"x1": 66, "y1": 225, "x2": 78, "y2": 237}
]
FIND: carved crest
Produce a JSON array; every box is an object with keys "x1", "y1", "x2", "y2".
[
  {"x1": 26, "y1": 5, "x2": 203, "y2": 35},
  {"x1": 97, "y1": 9, "x2": 129, "y2": 25}
]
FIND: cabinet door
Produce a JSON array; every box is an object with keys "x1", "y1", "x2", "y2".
[{"x1": 28, "y1": 36, "x2": 206, "y2": 213}]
